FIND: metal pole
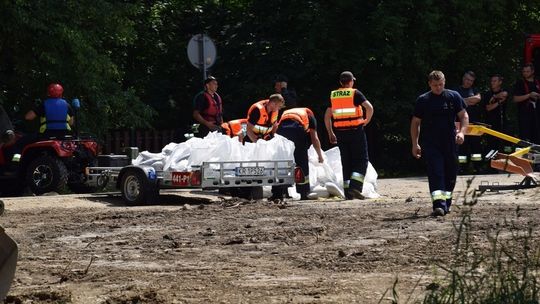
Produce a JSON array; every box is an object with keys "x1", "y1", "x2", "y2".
[{"x1": 197, "y1": 34, "x2": 207, "y2": 81}]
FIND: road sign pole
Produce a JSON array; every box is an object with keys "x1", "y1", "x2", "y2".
[{"x1": 197, "y1": 34, "x2": 207, "y2": 81}]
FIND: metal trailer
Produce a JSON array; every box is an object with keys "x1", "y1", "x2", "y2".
[{"x1": 85, "y1": 159, "x2": 296, "y2": 205}]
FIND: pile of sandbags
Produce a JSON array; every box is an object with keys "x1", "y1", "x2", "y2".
[{"x1": 133, "y1": 131, "x2": 379, "y2": 199}]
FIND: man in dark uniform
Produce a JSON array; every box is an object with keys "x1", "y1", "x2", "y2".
[
  {"x1": 270, "y1": 107, "x2": 324, "y2": 201},
  {"x1": 482, "y1": 74, "x2": 509, "y2": 153},
  {"x1": 411, "y1": 70, "x2": 469, "y2": 216},
  {"x1": 25, "y1": 83, "x2": 73, "y2": 138},
  {"x1": 324, "y1": 71, "x2": 374, "y2": 200},
  {"x1": 513, "y1": 63, "x2": 540, "y2": 144},
  {"x1": 192, "y1": 76, "x2": 223, "y2": 137},
  {"x1": 455, "y1": 71, "x2": 482, "y2": 173}
]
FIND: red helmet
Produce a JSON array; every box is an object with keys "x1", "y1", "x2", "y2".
[{"x1": 47, "y1": 83, "x2": 64, "y2": 98}]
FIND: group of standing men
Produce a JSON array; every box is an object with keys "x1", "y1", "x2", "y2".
[
  {"x1": 192, "y1": 71, "x2": 373, "y2": 201},
  {"x1": 453, "y1": 64, "x2": 540, "y2": 173},
  {"x1": 411, "y1": 63, "x2": 540, "y2": 216}
]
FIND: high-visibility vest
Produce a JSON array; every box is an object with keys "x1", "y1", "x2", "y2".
[
  {"x1": 330, "y1": 88, "x2": 364, "y2": 129},
  {"x1": 221, "y1": 118, "x2": 247, "y2": 137},
  {"x1": 40, "y1": 98, "x2": 71, "y2": 133},
  {"x1": 247, "y1": 100, "x2": 278, "y2": 137},
  {"x1": 201, "y1": 91, "x2": 222, "y2": 124},
  {"x1": 279, "y1": 107, "x2": 313, "y2": 132}
]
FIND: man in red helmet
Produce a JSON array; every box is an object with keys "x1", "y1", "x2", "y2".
[{"x1": 25, "y1": 83, "x2": 74, "y2": 138}]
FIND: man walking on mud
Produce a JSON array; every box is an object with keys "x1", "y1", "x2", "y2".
[{"x1": 410, "y1": 70, "x2": 469, "y2": 216}]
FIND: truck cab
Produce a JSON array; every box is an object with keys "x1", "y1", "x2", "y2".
[{"x1": 524, "y1": 34, "x2": 540, "y2": 70}]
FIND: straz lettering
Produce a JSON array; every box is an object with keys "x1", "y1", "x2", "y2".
[{"x1": 332, "y1": 90, "x2": 352, "y2": 98}]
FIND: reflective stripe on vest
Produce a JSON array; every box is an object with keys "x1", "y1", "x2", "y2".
[
  {"x1": 279, "y1": 107, "x2": 313, "y2": 131},
  {"x1": 40, "y1": 98, "x2": 70, "y2": 133},
  {"x1": 330, "y1": 88, "x2": 364, "y2": 129},
  {"x1": 247, "y1": 100, "x2": 278, "y2": 136},
  {"x1": 201, "y1": 91, "x2": 222, "y2": 124}
]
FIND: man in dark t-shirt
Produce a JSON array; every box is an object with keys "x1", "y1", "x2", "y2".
[
  {"x1": 454, "y1": 71, "x2": 482, "y2": 173},
  {"x1": 482, "y1": 74, "x2": 509, "y2": 152},
  {"x1": 192, "y1": 76, "x2": 223, "y2": 138},
  {"x1": 513, "y1": 63, "x2": 540, "y2": 144},
  {"x1": 324, "y1": 71, "x2": 374, "y2": 200},
  {"x1": 411, "y1": 70, "x2": 469, "y2": 217}
]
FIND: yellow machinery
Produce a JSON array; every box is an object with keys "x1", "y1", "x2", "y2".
[{"x1": 465, "y1": 124, "x2": 539, "y2": 191}]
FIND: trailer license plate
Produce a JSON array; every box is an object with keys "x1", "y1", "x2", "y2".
[
  {"x1": 172, "y1": 172, "x2": 191, "y2": 186},
  {"x1": 235, "y1": 166, "x2": 265, "y2": 176}
]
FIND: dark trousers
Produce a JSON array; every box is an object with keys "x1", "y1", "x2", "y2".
[
  {"x1": 518, "y1": 105, "x2": 540, "y2": 144},
  {"x1": 335, "y1": 126, "x2": 368, "y2": 191},
  {"x1": 485, "y1": 117, "x2": 506, "y2": 153},
  {"x1": 423, "y1": 140, "x2": 458, "y2": 209},
  {"x1": 271, "y1": 121, "x2": 310, "y2": 198}
]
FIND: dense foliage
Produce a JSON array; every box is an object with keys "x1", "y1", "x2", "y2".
[{"x1": 2, "y1": 0, "x2": 540, "y2": 176}]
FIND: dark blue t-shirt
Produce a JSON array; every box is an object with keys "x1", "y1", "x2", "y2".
[
  {"x1": 413, "y1": 89, "x2": 465, "y2": 144},
  {"x1": 454, "y1": 86, "x2": 480, "y2": 122}
]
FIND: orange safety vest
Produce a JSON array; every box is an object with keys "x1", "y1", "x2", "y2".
[
  {"x1": 279, "y1": 107, "x2": 313, "y2": 132},
  {"x1": 247, "y1": 100, "x2": 278, "y2": 136},
  {"x1": 221, "y1": 118, "x2": 247, "y2": 137},
  {"x1": 330, "y1": 88, "x2": 364, "y2": 129}
]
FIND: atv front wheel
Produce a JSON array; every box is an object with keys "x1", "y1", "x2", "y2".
[{"x1": 26, "y1": 155, "x2": 68, "y2": 195}]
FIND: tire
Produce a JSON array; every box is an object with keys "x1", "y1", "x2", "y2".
[
  {"x1": 120, "y1": 170, "x2": 159, "y2": 206},
  {"x1": 26, "y1": 155, "x2": 68, "y2": 195}
]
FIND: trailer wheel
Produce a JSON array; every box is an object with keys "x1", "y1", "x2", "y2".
[
  {"x1": 121, "y1": 170, "x2": 147, "y2": 205},
  {"x1": 120, "y1": 170, "x2": 160, "y2": 205}
]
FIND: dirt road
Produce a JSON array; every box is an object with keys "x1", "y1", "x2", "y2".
[{"x1": 1, "y1": 173, "x2": 538, "y2": 303}]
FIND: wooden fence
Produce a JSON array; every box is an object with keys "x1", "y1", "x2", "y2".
[{"x1": 101, "y1": 129, "x2": 179, "y2": 154}]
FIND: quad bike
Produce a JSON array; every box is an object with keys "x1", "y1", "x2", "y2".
[{"x1": 0, "y1": 99, "x2": 99, "y2": 196}]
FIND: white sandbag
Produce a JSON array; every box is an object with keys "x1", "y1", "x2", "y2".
[
  {"x1": 133, "y1": 151, "x2": 164, "y2": 166},
  {"x1": 133, "y1": 131, "x2": 295, "y2": 174},
  {"x1": 307, "y1": 146, "x2": 379, "y2": 199},
  {"x1": 251, "y1": 134, "x2": 295, "y2": 162},
  {"x1": 164, "y1": 142, "x2": 190, "y2": 171}
]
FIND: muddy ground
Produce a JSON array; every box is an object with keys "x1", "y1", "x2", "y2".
[{"x1": 1, "y1": 173, "x2": 539, "y2": 303}]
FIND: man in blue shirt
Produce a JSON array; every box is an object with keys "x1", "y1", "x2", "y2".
[{"x1": 411, "y1": 70, "x2": 469, "y2": 216}]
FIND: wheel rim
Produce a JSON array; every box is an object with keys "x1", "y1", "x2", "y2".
[
  {"x1": 31, "y1": 164, "x2": 54, "y2": 189},
  {"x1": 124, "y1": 175, "x2": 141, "y2": 201}
]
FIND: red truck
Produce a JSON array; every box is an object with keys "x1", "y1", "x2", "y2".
[{"x1": 524, "y1": 34, "x2": 540, "y2": 69}]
